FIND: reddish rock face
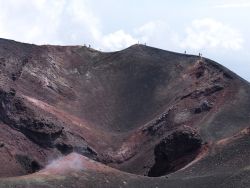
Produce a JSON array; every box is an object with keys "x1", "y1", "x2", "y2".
[{"x1": 0, "y1": 38, "x2": 249, "y2": 187}]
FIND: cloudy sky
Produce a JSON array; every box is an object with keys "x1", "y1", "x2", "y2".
[{"x1": 0, "y1": 0, "x2": 249, "y2": 81}]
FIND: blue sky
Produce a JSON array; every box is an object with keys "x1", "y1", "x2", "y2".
[{"x1": 0, "y1": 0, "x2": 249, "y2": 81}]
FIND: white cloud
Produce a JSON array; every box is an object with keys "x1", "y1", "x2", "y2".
[
  {"x1": 101, "y1": 30, "x2": 137, "y2": 51},
  {"x1": 0, "y1": 0, "x2": 164, "y2": 51},
  {"x1": 0, "y1": 0, "x2": 68, "y2": 44},
  {"x1": 0, "y1": 0, "x2": 169, "y2": 51},
  {"x1": 65, "y1": 0, "x2": 102, "y2": 41},
  {"x1": 99, "y1": 20, "x2": 170, "y2": 51},
  {"x1": 0, "y1": 1, "x2": 244, "y2": 53},
  {"x1": 134, "y1": 21, "x2": 164, "y2": 42},
  {"x1": 215, "y1": 2, "x2": 250, "y2": 8},
  {"x1": 179, "y1": 18, "x2": 243, "y2": 51},
  {"x1": 133, "y1": 21, "x2": 180, "y2": 51},
  {"x1": 0, "y1": 0, "x2": 177, "y2": 51}
]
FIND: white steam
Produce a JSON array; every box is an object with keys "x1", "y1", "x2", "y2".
[{"x1": 42, "y1": 153, "x2": 85, "y2": 174}]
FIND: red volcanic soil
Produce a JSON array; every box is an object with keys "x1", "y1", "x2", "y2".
[{"x1": 0, "y1": 38, "x2": 249, "y2": 187}]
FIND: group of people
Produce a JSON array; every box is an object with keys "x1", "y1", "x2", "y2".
[
  {"x1": 184, "y1": 51, "x2": 203, "y2": 58},
  {"x1": 84, "y1": 44, "x2": 91, "y2": 48},
  {"x1": 83, "y1": 42, "x2": 202, "y2": 58}
]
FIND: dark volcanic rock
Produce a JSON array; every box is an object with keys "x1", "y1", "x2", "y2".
[
  {"x1": 15, "y1": 154, "x2": 42, "y2": 174},
  {"x1": 148, "y1": 128, "x2": 202, "y2": 177},
  {"x1": 192, "y1": 100, "x2": 212, "y2": 114},
  {"x1": 0, "y1": 89, "x2": 64, "y2": 147},
  {"x1": 0, "y1": 39, "x2": 249, "y2": 188}
]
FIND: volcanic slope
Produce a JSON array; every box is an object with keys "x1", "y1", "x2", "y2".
[{"x1": 0, "y1": 38, "x2": 249, "y2": 187}]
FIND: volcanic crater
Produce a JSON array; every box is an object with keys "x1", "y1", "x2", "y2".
[{"x1": 0, "y1": 38, "x2": 249, "y2": 187}]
